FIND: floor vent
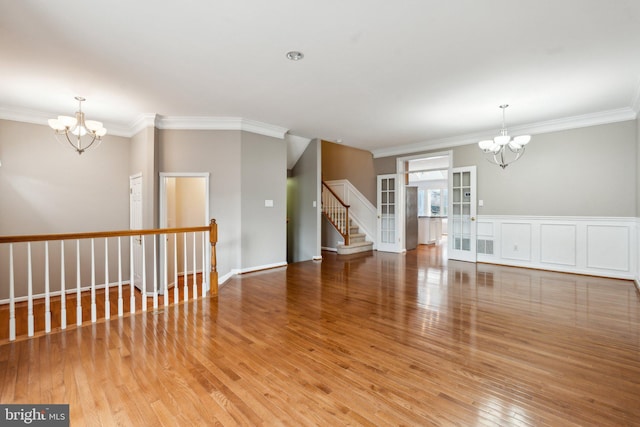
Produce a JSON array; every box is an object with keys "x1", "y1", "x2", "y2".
[{"x1": 477, "y1": 239, "x2": 494, "y2": 255}]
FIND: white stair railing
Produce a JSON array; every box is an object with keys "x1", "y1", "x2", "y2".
[{"x1": 0, "y1": 220, "x2": 219, "y2": 342}]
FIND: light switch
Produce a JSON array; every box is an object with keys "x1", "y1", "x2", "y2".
[
  {"x1": 478, "y1": 199, "x2": 484, "y2": 207},
  {"x1": 313, "y1": 201, "x2": 317, "y2": 207},
  {"x1": 265, "y1": 199, "x2": 274, "y2": 207}
]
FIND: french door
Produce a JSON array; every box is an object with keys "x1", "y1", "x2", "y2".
[
  {"x1": 377, "y1": 174, "x2": 402, "y2": 252},
  {"x1": 448, "y1": 166, "x2": 477, "y2": 262}
]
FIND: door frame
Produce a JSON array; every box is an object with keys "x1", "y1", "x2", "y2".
[
  {"x1": 395, "y1": 150, "x2": 452, "y2": 251},
  {"x1": 448, "y1": 165, "x2": 477, "y2": 262},
  {"x1": 159, "y1": 172, "x2": 211, "y2": 293}
]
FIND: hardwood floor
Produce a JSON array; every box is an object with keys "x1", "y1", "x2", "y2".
[{"x1": 1, "y1": 243, "x2": 639, "y2": 426}]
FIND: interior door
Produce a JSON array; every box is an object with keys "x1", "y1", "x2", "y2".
[
  {"x1": 377, "y1": 174, "x2": 402, "y2": 252},
  {"x1": 448, "y1": 166, "x2": 477, "y2": 262},
  {"x1": 129, "y1": 174, "x2": 143, "y2": 290}
]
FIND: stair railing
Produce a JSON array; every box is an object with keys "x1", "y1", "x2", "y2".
[
  {"x1": 322, "y1": 181, "x2": 350, "y2": 246},
  {"x1": 0, "y1": 219, "x2": 218, "y2": 342}
]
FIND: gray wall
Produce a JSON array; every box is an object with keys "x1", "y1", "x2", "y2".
[
  {"x1": 0, "y1": 119, "x2": 131, "y2": 299},
  {"x1": 158, "y1": 129, "x2": 242, "y2": 281},
  {"x1": 130, "y1": 126, "x2": 159, "y2": 228},
  {"x1": 289, "y1": 139, "x2": 321, "y2": 262},
  {"x1": 375, "y1": 120, "x2": 637, "y2": 217},
  {"x1": 241, "y1": 132, "x2": 287, "y2": 269}
]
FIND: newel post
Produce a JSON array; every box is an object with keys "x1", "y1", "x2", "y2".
[{"x1": 209, "y1": 219, "x2": 219, "y2": 297}]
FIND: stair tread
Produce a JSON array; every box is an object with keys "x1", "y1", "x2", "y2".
[{"x1": 338, "y1": 241, "x2": 373, "y2": 248}]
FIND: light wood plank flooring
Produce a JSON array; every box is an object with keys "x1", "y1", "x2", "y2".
[{"x1": 1, "y1": 244, "x2": 639, "y2": 426}]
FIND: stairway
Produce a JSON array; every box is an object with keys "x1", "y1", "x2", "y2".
[
  {"x1": 322, "y1": 180, "x2": 373, "y2": 256},
  {"x1": 337, "y1": 220, "x2": 373, "y2": 255}
]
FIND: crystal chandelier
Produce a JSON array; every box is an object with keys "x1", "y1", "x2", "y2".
[
  {"x1": 478, "y1": 105, "x2": 531, "y2": 169},
  {"x1": 48, "y1": 96, "x2": 107, "y2": 155}
]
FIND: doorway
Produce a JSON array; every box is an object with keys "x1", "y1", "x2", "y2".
[
  {"x1": 159, "y1": 173, "x2": 210, "y2": 293},
  {"x1": 396, "y1": 151, "x2": 451, "y2": 253}
]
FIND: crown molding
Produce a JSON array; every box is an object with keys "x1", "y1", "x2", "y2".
[
  {"x1": 155, "y1": 116, "x2": 288, "y2": 139},
  {"x1": 129, "y1": 113, "x2": 159, "y2": 137},
  {"x1": 371, "y1": 107, "x2": 638, "y2": 158},
  {"x1": 0, "y1": 106, "x2": 134, "y2": 138},
  {"x1": 0, "y1": 107, "x2": 289, "y2": 139}
]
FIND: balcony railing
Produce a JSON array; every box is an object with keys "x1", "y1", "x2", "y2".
[{"x1": 0, "y1": 219, "x2": 218, "y2": 342}]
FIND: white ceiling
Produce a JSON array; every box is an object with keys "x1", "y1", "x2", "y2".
[{"x1": 2, "y1": 1, "x2": 640, "y2": 160}]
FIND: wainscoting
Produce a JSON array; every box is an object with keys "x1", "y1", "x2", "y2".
[{"x1": 476, "y1": 216, "x2": 637, "y2": 280}]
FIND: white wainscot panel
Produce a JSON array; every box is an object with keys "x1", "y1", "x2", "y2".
[
  {"x1": 540, "y1": 224, "x2": 576, "y2": 266},
  {"x1": 477, "y1": 222, "x2": 493, "y2": 237},
  {"x1": 501, "y1": 223, "x2": 531, "y2": 261},
  {"x1": 587, "y1": 225, "x2": 630, "y2": 271}
]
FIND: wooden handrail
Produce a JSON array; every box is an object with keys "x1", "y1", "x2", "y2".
[
  {"x1": 0, "y1": 225, "x2": 210, "y2": 244},
  {"x1": 321, "y1": 181, "x2": 350, "y2": 246},
  {"x1": 0, "y1": 220, "x2": 219, "y2": 296},
  {"x1": 321, "y1": 180, "x2": 350, "y2": 209}
]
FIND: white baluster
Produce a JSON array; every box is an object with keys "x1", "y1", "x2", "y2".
[
  {"x1": 201, "y1": 232, "x2": 207, "y2": 297},
  {"x1": 104, "y1": 238, "x2": 110, "y2": 320},
  {"x1": 173, "y1": 233, "x2": 178, "y2": 304},
  {"x1": 76, "y1": 240, "x2": 82, "y2": 326},
  {"x1": 163, "y1": 233, "x2": 169, "y2": 307},
  {"x1": 130, "y1": 235, "x2": 135, "y2": 313},
  {"x1": 45, "y1": 241, "x2": 51, "y2": 333},
  {"x1": 9, "y1": 244, "x2": 16, "y2": 341},
  {"x1": 142, "y1": 235, "x2": 147, "y2": 312},
  {"x1": 183, "y1": 233, "x2": 188, "y2": 301},
  {"x1": 91, "y1": 239, "x2": 97, "y2": 323},
  {"x1": 27, "y1": 242, "x2": 34, "y2": 336},
  {"x1": 118, "y1": 237, "x2": 123, "y2": 317},
  {"x1": 60, "y1": 241, "x2": 67, "y2": 330},
  {"x1": 153, "y1": 235, "x2": 158, "y2": 309},
  {"x1": 192, "y1": 232, "x2": 197, "y2": 299}
]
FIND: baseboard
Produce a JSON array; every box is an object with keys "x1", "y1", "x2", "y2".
[
  {"x1": 635, "y1": 278, "x2": 640, "y2": 293},
  {"x1": 0, "y1": 280, "x2": 131, "y2": 305},
  {"x1": 237, "y1": 262, "x2": 288, "y2": 274},
  {"x1": 322, "y1": 246, "x2": 337, "y2": 252},
  {"x1": 218, "y1": 271, "x2": 235, "y2": 284}
]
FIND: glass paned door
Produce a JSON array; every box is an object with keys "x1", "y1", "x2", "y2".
[
  {"x1": 449, "y1": 166, "x2": 476, "y2": 262},
  {"x1": 377, "y1": 174, "x2": 401, "y2": 252}
]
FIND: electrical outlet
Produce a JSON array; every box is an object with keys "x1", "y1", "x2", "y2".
[{"x1": 514, "y1": 244, "x2": 518, "y2": 251}]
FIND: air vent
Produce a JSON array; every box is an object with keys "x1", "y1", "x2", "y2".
[{"x1": 477, "y1": 239, "x2": 494, "y2": 255}]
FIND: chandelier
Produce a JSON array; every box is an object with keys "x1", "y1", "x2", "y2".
[
  {"x1": 478, "y1": 105, "x2": 531, "y2": 169},
  {"x1": 48, "y1": 96, "x2": 107, "y2": 155}
]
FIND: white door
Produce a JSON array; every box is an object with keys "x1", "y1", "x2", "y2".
[
  {"x1": 129, "y1": 174, "x2": 143, "y2": 290},
  {"x1": 449, "y1": 166, "x2": 477, "y2": 262},
  {"x1": 377, "y1": 174, "x2": 402, "y2": 252}
]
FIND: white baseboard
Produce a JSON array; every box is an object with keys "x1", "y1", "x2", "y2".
[
  {"x1": 237, "y1": 262, "x2": 288, "y2": 274},
  {"x1": 322, "y1": 246, "x2": 337, "y2": 252}
]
